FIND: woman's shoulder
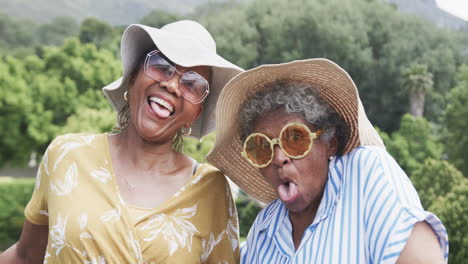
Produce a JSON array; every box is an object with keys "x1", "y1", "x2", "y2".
[
  {"x1": 339, "y1": 145, "x2": 401, "y2": 172},
  {"x1": 197, "y1": 163, "x2": 226, "y2": 178},
  {"x1": 193, "y1": 163, "x2": 230, "y2": 187},
  {"x1": 44, "y1": 133, "x2": 107, "y2": 165},
  {"x1": 48, "y1": 133, "x2": 105, "y2": 149}
]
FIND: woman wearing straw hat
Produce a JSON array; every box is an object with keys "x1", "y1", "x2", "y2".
[
  {"x1": 207, "y1": 59, "x2": 448, "y2": 263},
  {"x1": 1, "y1": 20, "x2": 242, "y2": 263}
]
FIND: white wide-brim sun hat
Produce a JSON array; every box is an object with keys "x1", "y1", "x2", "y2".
[
  {"x1": 102, "y1": 20, "x2": 244, "y2": 139},
  {"x1": 207, "y1": 58, "x2": 385, "y2": 204}
]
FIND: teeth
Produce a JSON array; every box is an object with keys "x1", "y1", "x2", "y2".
[{"x1": 149, "y1": 96, "x2": 174, "y2": 113}]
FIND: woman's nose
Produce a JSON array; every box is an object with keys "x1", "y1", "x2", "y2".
[
  {"x1": 271, "y1": 145, "x2": 291, "y2": 167},
  {"x1": 160, "y1": 73, "x2": 182, "y2": 97}
]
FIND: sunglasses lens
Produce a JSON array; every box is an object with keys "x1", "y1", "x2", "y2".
[
  {"x1": 180, "y1": 72, "x2": 209, "y2": 103},
  {"x1": 146, "y1": 53, "x2": 175, "y2": 81},
  {"x1": 245, "y1": 134, "x2": 272, "y2": 166},
  {"x1": 281, "y1": 124, "x2": 312, "y2": 157}
]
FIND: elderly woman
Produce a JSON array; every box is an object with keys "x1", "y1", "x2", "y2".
[
  {"x1": 208, "y1": 59, "x2": 448, "y2": 263},
  {"x1": 1, "y1": 20, "x2": 242, "y2": 263}
]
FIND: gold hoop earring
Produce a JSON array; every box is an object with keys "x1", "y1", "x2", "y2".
[
  {"x1": 182, "y1": 127, "x2": 192, "y2": 136},
  {"x1": 124, "y1": 91, "x2": 128, "y2": 101}
]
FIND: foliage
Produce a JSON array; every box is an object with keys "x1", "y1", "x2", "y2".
[
  {"x1": 360, "y1": 1, "x2": 464, "y2": 130},
  {"x1": 60, "y1": 107, "x2": 116, "y2": 135},
  {"x1": 78, "y1": 18, "x2": 115, "y2": 48},
  {"x1": 0, "y1": 13, "x2": 81, "y2": 57},
  {"x1": 0, "y1": 38, "x2": 120, "y2": 166},
  {"x1": 0, "y1": 177, "x2": 35, "y2": 250},
  {"x1": 429, "y1": 180, "x2": 468, "y2": 264},
  {"x1": 402, "y1": 63, "x2": 433, "y2": 117},
  {"x1": 236, "y1": 197, "x2": 262, "y2": 237},
  {"x1": 411, "y1": 158, "x2": 464, "y2": 209},
  {"x1": 196, "y1": 0, "x2": 467, "y2": 131},
  {"x1": 183, "y1": 133, "x2": 215, "y2": 163},
  {"x1": 37, "y1": 16, "x2": 79, "y2": 46},
  {"x1": 140, "y1": 10, "x2": 185, "y2": 28},
  {"x1": 379, "y1": 114, "x2": 442, "y2": 175},
  {"x1": 444, "y1": 65, "x2": 468, "y2": 176}
]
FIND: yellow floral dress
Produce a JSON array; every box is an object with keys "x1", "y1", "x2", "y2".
[{"x1": 25, "y1": 133, "x2": 240, "y2": 264}]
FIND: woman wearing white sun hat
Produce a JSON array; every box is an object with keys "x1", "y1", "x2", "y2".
[
  {"x1": 207, "y1": 59, "x2": 448, "y2": 263},
  {"x1": 1, "y1": 20, "x2": 243, "y2": 263}
]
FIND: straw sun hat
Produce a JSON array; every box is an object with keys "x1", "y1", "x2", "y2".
[
  {"x1": 102, "y1": 20, "x2": 243, "y2": 139},
  {"x1": 207, "y1": 58, "x2": 385, "y2": 204}
]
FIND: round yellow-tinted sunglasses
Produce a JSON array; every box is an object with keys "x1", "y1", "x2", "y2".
[{"x1": 241, "y1": 123, "x2": 324, "y2": 168}]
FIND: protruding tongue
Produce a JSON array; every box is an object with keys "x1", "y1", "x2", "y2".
[
  {"x1": 150, "y1": 101, "x2": 170, "y2": 118},
  {"x1": 278, "y1": 181, "x2": 298, "y2": 203}
]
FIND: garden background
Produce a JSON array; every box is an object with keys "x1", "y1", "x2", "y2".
[{"x1": 0, "y1": 0, "x2": 467, "y2": 262}]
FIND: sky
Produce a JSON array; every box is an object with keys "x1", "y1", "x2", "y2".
[{"x1": 436, "y1": 0, "x2": 468, "y2": 21}]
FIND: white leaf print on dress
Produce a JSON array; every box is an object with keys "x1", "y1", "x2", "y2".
[
  {"x1": 50, "y1": 162, "x2": 78, "y2": 196},
  {"x1": 79, "y1": 213, "x2": 94, "y2": 240},
  {"x1": 49, "y1": 214, "x2": 68, "y2": 256},
  {"x1": 91, "y1": 167, "x2": 111, "y2": 184},
  {"x1": 39, "y1": 210, "x2": 49, "y2": 216},
  {"x1": 84, "y1": 256, "x2": 106, "y2": 264},
  {"x1": 200, "y1": 231, "x2": 225, "y2": 262},
  {"x1": 100, "y1": 205, "x2": 121, "y2": 222},
  {"x1": 141, "y1": 204, "x2": 199, "y2": 255},
  {"x1": 129, "y1": 231, "x2": 144, "y2": 264},
  {"x1": 53, "y1": 134, "x2": 96, "y2": 171}
]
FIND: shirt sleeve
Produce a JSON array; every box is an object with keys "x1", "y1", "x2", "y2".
[
  {"x1": 24, "y1": 141, "x2": 56, "y2": 225},
  {"x1": 362, "y1": 147, "x2": 448, "y2": 264},
  {"x1": 203, "y1": 170, "x2": 240, "y2": 264}
]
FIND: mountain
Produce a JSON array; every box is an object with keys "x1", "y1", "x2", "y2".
[
  {"x1": 1, "y1": 0, "x2": 467, "y2": 31},
  {"x1": 0, "y1": 0, "x2": 232, "y2": 25},
  {"x1": 381, "y1": 0, "x2": 468, "y2": 31}
]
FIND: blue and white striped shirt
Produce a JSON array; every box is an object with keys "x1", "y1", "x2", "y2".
[{"x1": 241, "y1": 146, "x2": 448, "y2": 264}]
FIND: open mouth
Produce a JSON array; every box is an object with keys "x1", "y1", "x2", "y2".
[
  {"x1": 278, "y1": 180, "x2": 298, "y2": 203},
  {"x1": 148, "y1": 96, "x2": 175, "y2": 118}
]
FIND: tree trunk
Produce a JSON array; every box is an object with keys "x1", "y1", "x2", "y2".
[{"x1": 409, "y1": 90, "x2": 425, "y2": 118}]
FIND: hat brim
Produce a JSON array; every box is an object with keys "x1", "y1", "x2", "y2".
[
  {"x1": 206, "y1": 58, "x2": 384, "y2": 203},
  {"x1": 102, "y1": 22, "x2": 243, "y2": 139}
]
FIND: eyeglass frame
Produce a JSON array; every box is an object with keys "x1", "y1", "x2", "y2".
[
  {"x1": 143, "y1": 50, "x2": 210, "y2": 104},
  {"x1": 241, "y1": 122, "x2": 324, "y2": 168}
]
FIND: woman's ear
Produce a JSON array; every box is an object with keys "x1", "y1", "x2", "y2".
[
  {"x1": 191, "y1": 104, "x2": 203, "y2": 122},
  {"x1": 327, "y1": 135, "x2": 339, "y2": 157}
]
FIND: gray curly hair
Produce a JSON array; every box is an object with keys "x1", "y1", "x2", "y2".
[{"x1": 239, "y1": 80, "x2": 349, "y2": 156}]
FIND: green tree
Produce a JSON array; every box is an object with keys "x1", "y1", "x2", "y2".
[
  {"x1": 429, "y1": 180, "x2": 468, "y2": 264},
  {"x1": 183, "y1": 133, "x2": 216, "y2": 163},
  {"x1": 380, "y1": 114, "x2": 442, "y2": 175},
  {"x1": 0, "y1": 38, "x2": 121, "y2": 166},
  {"x1": 78, "y1": 17, "x2": 114, "y2": 48},
  {"x1": 402, "y1": 63, "x2": 433, "y2": 118},
  {"x1": 0, "y1": 13, "x2": 38, "y2": 57},
  {"x1": 37, "y1": 16, "x2": 79, "y2": 46},
  {"x1": 361, "y1": 1, "x2": 463, "y2": 131},
  {"x1": 140, "y1": 10, "x2": 184, "y2": 28},
  {"x1": 0, "y1": 57, "x2": 36, "y2": 165},
  {"x1": 60, "y1": 107, "x2": 116, "y2": 135},
  {"x1": 411, "y1": 158, "x2": 464, "y2": 208},
  {"x1": 200, "y1": 5, "x2": 259, "y2": 69},
  {"x1": 444, "y1": 65, "x2": 468, "y2": 176}
]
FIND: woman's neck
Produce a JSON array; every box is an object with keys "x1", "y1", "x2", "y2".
[
  {"x1": 289, "y1": 198, "x2": 321, "y2": 251},
  {"x1": 112, "y1": 127, "x2": 181, "y2": 174}
]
